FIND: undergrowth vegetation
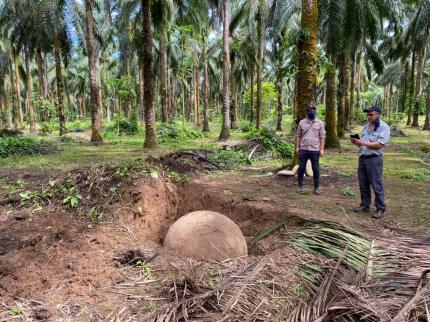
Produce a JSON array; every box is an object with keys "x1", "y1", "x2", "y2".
[
  {"x1": 0, "y1": 137, "x2": 57, "y2": 158},
  {"x1": 157, "y1": 123, "x2": 207, "y2": 143}
]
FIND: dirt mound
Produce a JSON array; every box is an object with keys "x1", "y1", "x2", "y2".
[
  {"x1": 0, "y1": 129, "x2": 23, "y2": 137},
  {"x1": 391, "y1": 126, "x2": 407, "y2": 137},
  {"x1": 58, "y1": 132, "x2": 91, "y2": 143},
  {"x1": 152, "y1": 150, "x2": 220, "y2": 174},
  {"x1": 114, "y1": 249, "x2": 157, "y2": 265},
  {"x1": 164, "y1": 211, "x2": 248, "y2": 260}
]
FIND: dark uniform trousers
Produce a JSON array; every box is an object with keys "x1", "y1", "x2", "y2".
[{"x1": 358, "y1": 154, "x2": 386, "y2": 211}]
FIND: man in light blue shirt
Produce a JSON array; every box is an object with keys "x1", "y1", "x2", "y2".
[{"x1": 350, "y1": 105, "x2": 391, "y2": 219}]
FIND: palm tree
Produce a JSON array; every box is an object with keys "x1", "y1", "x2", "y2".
[
  {"x1": 255, "y1": 3, "x2": 265, "y2": 129},
  {"x1": 230, "y1": 0, "x2": 269, "y2": 129},
  {"x1": 10, "y1": 44, "x2": 23, "y2": 129},
  {"x1": 85, "y1": 0, "x2": 103, "y2": 143},
  {"x1": 402, "y1": 1, "x2": 430, "y2": 128},
  {"x1": 141, "y1": 0, "x2": 158, "y2": 148},
  {"x1": 295, "y1": 0, "x2": 318, "y2": 123},
  {"x1": 268, "y1": 0, "x2": 300, "y2": 131},
  {"x1": 35, "y1": 0, "x2": 72, "y2": 136},
  {"x1": 219, "y1": 0, "x2": 231, "y2": 140},
  {"x1": 23, "y1": 45, "x2": 36, "y2": 132},
  {"x1": 424, "y1": 84, "x2": 430, "y2": 130},
  {"x1": 203, "y1": 27, "x2": 210, "y2": 132},
  {"x1": 153, "y1": 0, "x2": 174, "y2": 124},
  {"x1": 0, "y1": 40, "x2": 11, "y2": 129}
]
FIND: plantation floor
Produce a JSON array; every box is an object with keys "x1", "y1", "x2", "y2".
[{"x1": 0, "y1": 125, "x2": 429, "y2": 320}]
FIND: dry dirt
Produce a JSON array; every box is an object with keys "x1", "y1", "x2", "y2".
[{"x1": 0, "y1": 160, "x2": 427, "y2": 321}]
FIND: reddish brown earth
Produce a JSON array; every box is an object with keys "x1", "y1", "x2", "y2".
[{"x1": 0, "y1": 162, "x2": 424, "y2": 320}]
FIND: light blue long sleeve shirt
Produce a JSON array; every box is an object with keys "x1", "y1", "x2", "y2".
[{"x1": 359, "y1": 119, "x2": 391, "y2": 157}]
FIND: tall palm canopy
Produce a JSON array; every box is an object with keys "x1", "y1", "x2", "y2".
[{"x1": 0, "y1": 0, "x2": 428, "y2": 145}]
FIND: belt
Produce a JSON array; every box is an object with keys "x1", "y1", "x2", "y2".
[{"x1": 359, "y1": 154, "x2": 381, "y2": 159}]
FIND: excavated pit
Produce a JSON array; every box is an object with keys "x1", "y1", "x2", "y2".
[
  {"x1": 120, "y1": 176, "x2": 304, "y2": 253},
  {"x1": 0, "y1": 174, "x2": 307, "y2": 320}
]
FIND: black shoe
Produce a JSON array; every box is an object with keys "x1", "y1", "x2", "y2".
[
  {"x1": 353, "y1": 206, "x2": 370, "y2": 213},
  {"x1": 372, "y1": 210, "x2": 385, "y2": 219},
  {"x1": 296, "y1": 185, "x2": 303, "y2": 193},
  {"x1": 314, "y1": 187, "x2": 321, "y2": 195}
]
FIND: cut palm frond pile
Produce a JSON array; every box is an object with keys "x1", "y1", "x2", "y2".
[
  {"x1": 140, "y1": 248, "x2": 318, "y2": 322},
  {"x1": 286, "y1": 220, "x2": 430, "y2": 322},
  {"x1": 103, "y1": 218, "x2": 430, "y2": 321}
]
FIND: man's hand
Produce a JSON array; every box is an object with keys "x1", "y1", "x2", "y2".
[
  {"x1": 350, "y1": 138, "x2": 365, "y2": 147},
  {"x1": 320, "y1": 149, "x2": 324, "y2": 157}
]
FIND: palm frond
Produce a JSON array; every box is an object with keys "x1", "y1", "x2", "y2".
[{"x1": 285, "y1": 220, "x2": 430, "y2": 322}]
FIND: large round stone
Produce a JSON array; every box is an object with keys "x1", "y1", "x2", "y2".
[{"x1": 163, "y1": 211, "x2": 248, "y2": 261}]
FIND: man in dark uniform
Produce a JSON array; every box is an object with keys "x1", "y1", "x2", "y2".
[{"x1": 350, "y1": 105, "x2": 391, "y2": 219}]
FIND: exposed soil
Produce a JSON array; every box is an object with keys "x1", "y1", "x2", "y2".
[
  {"x1": 148, "y1": 151, "x2": 220, "y2": 174},
  {"x1": 0, "y1": 152, "x2": 429, "y2": 321},
  {"x1": 0, "y1": 167, "x2": 311, "y2": 321}
]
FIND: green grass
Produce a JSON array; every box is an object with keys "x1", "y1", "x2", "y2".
[
  {"x1": 0, "y1": 117, "x2": 295, "y2": 172},
  {"x1": 3, "y1": 115, "x2": 430, "y2": 177}
]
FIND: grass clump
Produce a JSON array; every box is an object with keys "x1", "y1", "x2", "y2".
[
  {"x1": 419, "y1": 144, "x2": 430, "y2": 154},
  {"x1": 208, "y1": 149, "x2": 248, "y2": 168},
  {"x1": 157, "y1": 123, "x2": 206, "y2": 143},
  {"x1": 238, "y1": 120, "x2": 256, "y2": 133},
  {"x1": 386, "y1": 166, "x2": 430, "y2": 181},
  {"x1": 244, "y1": 127, "x2": 294, "y2": 160},
  {"x1": 107, "y1": 114, "x2": 141, "y2": 135},
  {"x1": 0, "y1": 136, "x2": 57, "y2": 158}
]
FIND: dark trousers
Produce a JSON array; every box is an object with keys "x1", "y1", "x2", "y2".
[
  {"x1": 358, "y1": 155, "x2": 386, "y2": 211},
  {"x1": 297, "y1": 150, "x2": 320, "y2": 187}
]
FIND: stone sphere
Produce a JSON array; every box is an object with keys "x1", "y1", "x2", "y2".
[{"x1": 164, "y1": 211, "x2": 248, "y2": 261}]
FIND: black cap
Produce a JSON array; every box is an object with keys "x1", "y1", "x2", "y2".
[
  {"x1": 363, "y1": 105, "x2": 381, "y2": 113},
  {"x1": 306, "y1": 104, "x2": 317, "y2": 112}
]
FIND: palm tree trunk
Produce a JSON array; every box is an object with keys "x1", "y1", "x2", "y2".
[
  {"x1": 4, "y1": 90, "x2": 12, "y2": 129},
  {"x1": 401, "y1": 61, "x2": 409, "y2": 114},
  {"x1": 256, "y1": 9, "x2": 264, "y2": 129},
  {"x1": 159, "y1": 25, "x2": 169, "y2": 123},
  {"x1": 387, "y1": 84, "x2": 392, "y2": 117},
  {"x1": 355, "y1": 53, "x2": 361, "y2": 112},
  {"x1": 8, "y1": 57, "x2": 17, "y2": 128},
  {"x1": 12, "y1": 46, "x2": 24, "y2": 129},
  {"x1": 141, "y1": 0, "x2": 158, "y2": 148},
  {"x1": 325, "y1": 54, "x2": 339, "y2": 149},
  {"x1": 170, "y1": 74, "x2": 176, "y2": 119},
  {"x1": 296, "y1": 0, "x2": 318, "y2": 124},
  {"x1": 344, "y1": 57, "x2": 350, "y2": 130},
  {"x1": 250, "y1": 66, "x2": 254, "y2": 123},
  {"x1": 83, "y1": 96, "x2": 87, "y2": 117},
  {"x1": 0, "y1": 89, "x2": 8, "y2": 129},
  {"x1": 407, "y1": 51, "x2": 416, "y2": 126},
  {"x1": 276, "y1": 50, "x2": 283, "y2": 131},
  {"x1": 230, "y1": 53, "x2": 237, "y2": 129},
  {"x1": 195, "y1": 69, "x2": 200, "y2": 125},
  {"x1": 348, "y1": 52, "x2": 356, "y2": 128},
  {"x1": 412, "y1": 47, "x2": 424, "y2": 127},
  {"x1": 182, "y1": 84, "x2": 185, "y2": 126},
  {"x1": 293, "y1": 57, "x2": 299, "y2": 121},
  {"x1": 96, "y1": 57, "x2": 104, "y2": 128},
  {"x1": 337, "y1": 53, "x2": 345, "y2": 138},
  {"x1": 138, "y1": 65, "x2": 145, "y2": 124},
  {"x1": 423, "y1": 81, "x2": 430, "y2": 130},
  {"x1": 54, "y1": 38, "x2": 66, "y2": 136},
  {"x1": 219, "y1": 0, "x2": 231, "y2": 140},
  {"x1": 86, "y1": 0, "x2": 103, "y2": 143},
  {"x1": 203, "y1": 38, "x2": 210, "y2": 132},
  {"x1": 24, "y1": 46, "x2": 36, "y2": 132},
  {"x1": 35, "y1": 49, "x2": 46, "y2": 114}
]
